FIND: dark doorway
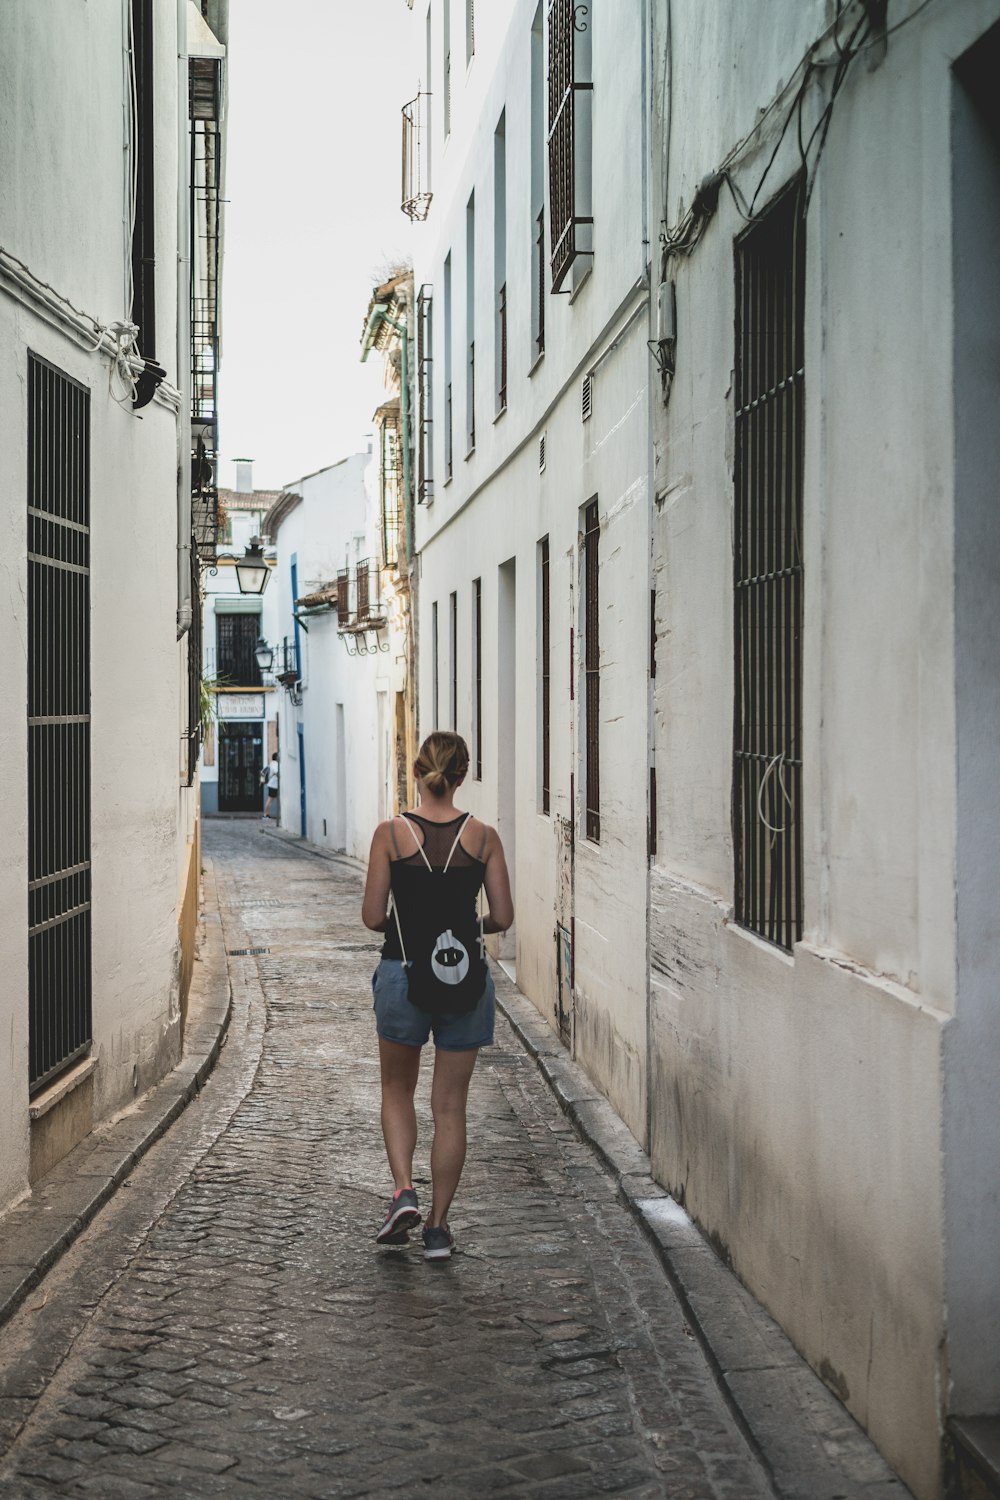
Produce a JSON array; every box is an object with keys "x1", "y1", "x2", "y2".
[{"x1": 218, "y1": 721, "x2": 263, "y2": 811}]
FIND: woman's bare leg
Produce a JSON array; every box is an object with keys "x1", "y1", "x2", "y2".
[
  {"x1": 378, "y1": 1037, "x2": 422, "y2": 1191},
  {"x1": 428, "y1": 1047, "x2": 479, "y2": 1227}
]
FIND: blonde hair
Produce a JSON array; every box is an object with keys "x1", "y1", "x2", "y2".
[{"x1": 415, "y1": 731, "x2": 469, "y2": 797}]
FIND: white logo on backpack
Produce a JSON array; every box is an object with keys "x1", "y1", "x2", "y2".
[{"x1": 430, "y1": 929, "x2": 470, "y2": 985}]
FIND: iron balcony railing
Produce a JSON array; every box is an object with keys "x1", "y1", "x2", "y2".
[
  {"x1": 547, "y1": 0, "x2": 593, "y2": 292},
  {"x1": 417, "y1": 284, "x2": 434, "y2": 503},
  {"x1": 401, "y1": 92, "x2": 433, "y2": 221},
  {"x1": 336, "y1": 560, "x2": 387, "y2": 633},
  {"x1": 497, "y1": 284, "x2": 508, "y2": 412}
]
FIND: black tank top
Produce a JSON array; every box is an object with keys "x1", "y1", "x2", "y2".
[{"x1": 381, "y1": 813, "x2": 486, "y2": 971}]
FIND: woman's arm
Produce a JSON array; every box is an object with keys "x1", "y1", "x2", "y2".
[
  {"x1": 362, "y1": 822, "x2": 393, "y2": 932},
  {"x1": 481, "y1": 826, "x2": 514, "y2": 934}
]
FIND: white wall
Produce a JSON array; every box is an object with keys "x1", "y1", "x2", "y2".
[
  {"x1": 0, "y1": 0, "x2": 195, "y2": 1207},
  {"x1": 409, "y1": 0, "x2": 652, "y2": 1140},
  {"x1": 648, "y1": 3, "x2": 1000, "y2": 1494},
  {"x1": 269, "y1": 453, "x2": 404, "y2": 861}
]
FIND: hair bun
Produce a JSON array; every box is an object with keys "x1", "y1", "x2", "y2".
[{"x1": 415, "y1": 731, "x2": 470, "y2": 796}]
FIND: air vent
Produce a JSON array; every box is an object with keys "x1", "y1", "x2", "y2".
[
  {"x1": 539, "y1": 432, "x2": 546, "y2": 472},
  {"x1": 582, "y1": 373, "x2": 593, "y2": 421}
]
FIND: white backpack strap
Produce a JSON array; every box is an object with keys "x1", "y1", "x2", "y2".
[
  {"x1": 387, "y1": 890, "x2": 408, "y2": 966},
  {"x1": 402, "y1": 814, "x2": 433, "y2": 871},
  {"x1": 442, "y1": 813, "x2": 474, "y2": 873}
]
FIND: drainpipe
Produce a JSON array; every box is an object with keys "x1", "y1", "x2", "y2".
[
  {"x1": 360, "y1": 304, "x2": 413, "y2": 564},
  {"x1": 176, "y1": 0, "x2": 193, "y2": 639}
]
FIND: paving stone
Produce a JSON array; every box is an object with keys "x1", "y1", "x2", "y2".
[{"x1": 0, "y1": 824, "x2": 901, "y2": 1499}]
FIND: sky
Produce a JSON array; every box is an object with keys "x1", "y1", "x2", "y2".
[{"x1": 217, "y1": 0, "x2": 413, "y2": 493}]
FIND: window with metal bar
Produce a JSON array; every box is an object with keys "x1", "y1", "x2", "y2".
[
  {"x1": 473, "y1": 578, "x2": 482, "y2": 778},
  {"x1": 432, "y1": 601, "x2": 440, "y2": 726},
  {"x1": 494, "y1": 112, "x2": 507, "y2": 412},
  {"x1": 444, "y1": 252, "x2": 453, "y2": 479},
  {"x1": 732, "y1": 179, "x2": 805, "y2": 951},
  {"x1": 27, "y1": 354, "x2": 93, "y2": 1095},
  {"x1": 216, "y1": 614, "x2": 263, "y2": 686},
  {"x1": 466, "y1": 193, "x2": 476, "y2": 450},
  {"x1": 547, "y1": 0, "x2": 593, "y2": 293},
  {"x1": 185, "y1": 548, "x2": 203, "y2": 784},
  {"x1": 583, "y1": 500, "x2": 600, "y2": 841},
  {"x1": 190, "y1": 50, "x2": 222, "y2": 561},
  {"x1": 449, "y1": 592, "x2": 458, "y2": 729},
  {"x1": 380, "y1": 412, "x2": 402, "y2": 566},
  {"x1": 401, "y1": 92, "x2": 433, "y2": 221},
  {"x1": 540, "y1": 537, "x2": 550, "y2": 813},
  {"x1": 417, "y1": 285, "x2": 434, "y2": 502},
  {"x1": 530, "y1": 6, "x2": 546, "y2": 358},
  {"x1": 130, "y1": 0, "x2": 156, "y2": 355},
  {"x1": 443, "y1": 0, "x2": 451, "y2": 137}
]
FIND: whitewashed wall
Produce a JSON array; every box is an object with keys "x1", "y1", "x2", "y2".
[
  {"x1": 0, "y1": 0, "x2": 193, "y2": 1209},
  {"x1": 268, "y1": 453, "x2": 404, "y2": 861},
  {"x1": 408, "y1": 0, "x2": 652, "y2": 1140},
  {"x1": 648, "y1": 3, "x2": 1000, "y2": 1494}
]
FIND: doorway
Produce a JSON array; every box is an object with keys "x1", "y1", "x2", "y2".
[{"x1": 218, "y1": 721, "x2": 264, "y2": 811}]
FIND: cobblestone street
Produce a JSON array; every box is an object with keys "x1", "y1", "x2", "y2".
[{"x1": 0, "y1": 822, "x2": 781, "y2": 1497}]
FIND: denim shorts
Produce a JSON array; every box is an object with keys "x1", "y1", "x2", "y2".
[{"x1": 372, "y1": 959, "x2": 496, "y2": 1051}]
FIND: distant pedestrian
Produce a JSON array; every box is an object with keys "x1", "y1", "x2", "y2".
[
  {"x1": 261, "y1": 753, "x2": 279, "y2": 821},
  {"x1": 362, "y1": 731, "x2": 513, "y2": 1259}
]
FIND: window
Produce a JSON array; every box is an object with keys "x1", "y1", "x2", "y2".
[
  {"x1": 733, "y1": 179, "x2": 805, "y2": 950},
  {"x1": 449, "y1": 591, "x2": 458, "y2": 729},
  {"x1": 540, "y1": 537, "x2": 550, "y2": 813},
  {"x1": 547, "y1": 0, "x2": 593, "y2": 293},
  {"x1": 442, "y1": 0, "x2": 451, "y2": 137},
  {"x1": 417, "y1": 285, "x2": 434, "y2": 502},
  {"x1": 432, "y1": 601, "x2": 440, "y2": 725},
  {"x1": 473, "y1": 578, "x2": 482, "y2": 778},
  {"x1": 466, "y1": 193, "x2": 476, "y2": 451},
  {"x1": 466, "y1": 0, "x2": 475, "y2": 62},
  {"x1": 379, "y1": 411, "x2": 402, "y2": 566},
  {"x1": 583, "y1": 500, "x2": 600, "y2": 840},
  {"x1": 28, "y1": 355, "x2": 93, "y2": 1094},
  {"x1": 130, "y1": 0, "x2": 156, "y2": 355},
  {"x1": 216, "y1": 613, "x2": 263, "y2": 686},
  {"x1": 444, "y1": 253, "x2": 453, "y2": 480},
  {"x1": 494, "y1": 113, "x2": 507, "y2": 414},
  {"x1": 530, "y1": 5, "x2": 546, "y2": 358}
]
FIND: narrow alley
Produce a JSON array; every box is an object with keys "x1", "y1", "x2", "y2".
[{"x1": 0, "y1": 823, "x2": 907, "y2": 1499}]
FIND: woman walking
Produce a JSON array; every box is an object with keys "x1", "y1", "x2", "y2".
[{"x1": 362, "y1": 731, "x2": 513, "y2": 1259}]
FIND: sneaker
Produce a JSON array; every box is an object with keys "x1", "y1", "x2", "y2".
[
  {"x1": 422, "y1": 1225, "x2": 455, "y2": 1260},
  {"x1": 376, "y1": 1187, "x2": 421, "y2": 1244}
]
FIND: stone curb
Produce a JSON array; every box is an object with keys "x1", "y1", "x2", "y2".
[
  {"x1": 0, "y1": 856, "x2": 233, "y2": 1334},
  {"x1": 492, "y1": 975, "x2": 912, "y2": 1500},
  {"x1": 254, "y1": 820, "x2": 368, "y2": 878}
]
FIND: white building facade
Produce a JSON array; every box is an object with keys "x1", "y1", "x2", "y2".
[
  {"x1": 406, "y1": 0, "x2": 653, "y2": 1143},
  {"x1": 0, "y1": 2, "x2": 228, "y2": 1205},
  {"x1": 400, "y1": 1, "x2": 1000, "y2": 1495},
  {"x1": 647, "y1": 4, "x2": 1000, "y2": 1496},
  {"x1": 264, "y1": 450, "x2": 409, "y2": 861}
]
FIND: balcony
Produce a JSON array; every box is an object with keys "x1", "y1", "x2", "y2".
[
  {"x1": 336, "y1": 560, "x2": 388, "y2": 656},
  {"x1": 401, "y1": 92, "x2": 432, "y2": 221}
]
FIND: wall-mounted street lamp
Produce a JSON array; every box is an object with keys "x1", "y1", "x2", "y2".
[
  {"x1": 234, "y1": 539, "x2": 270, "y2": 595},
  {"x1": 254, "y1": 638, "x2": 274, "y2": 673}
]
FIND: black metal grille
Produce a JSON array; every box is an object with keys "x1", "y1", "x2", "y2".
[
  {"x1": 474, "y1": 578, "x2": 482, "y2": 779},
  {"x1": 541, "y1": 537, "x2": 550, "y2": 813},
  {"x1": 547, "y1": 0, "x2": 593, "y2": 293},
  {"x1": 184, "y1": 546, "x2": 203, "y2": 785},
  {"x1": 445, "y1": 380, "x2": 453, "y2": 480},
  {"x1": 583, "y1": 500, "x2": 600, "y2": 841},
  {"x1": 467, "y1": 340, "x2": 476, "y2": 451},
  {"x1": 380, "y1": 413, "x2": 402, "y2": 567},
  {"x1": 432, "y1": 601, "x2": 440, "y2": 726},
  {"x1": 449, "y1": 592, "x2": 458, "y2": 730},
  {"x1": 130, "y1": 0, "x2": 156, "y2": 357},
  {"x1": 733, "y1": 179, "x2": 805, "y2": 951},
  {"x1": 497, "y1": 283, "x2": 508, "y2": 412},
  {"x1": 28, "y1": 354, "x2": 92, "y2": 1095},
  {"x1": 535, "y1": 208, "x2": 546, "y2": 356},
  {"x1": 216, "y1": 614, "x2": 263, "y2": 687},
  {"x1": 417, "y1": 285, "x2": 434, "y2": 502},
  {"x1": 190, "y1": 54, "x2": 222, "y2": 562}
]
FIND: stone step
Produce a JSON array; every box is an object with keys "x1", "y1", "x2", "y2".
[{"x1": 950, "y1": 1418, "x2": 1000, "y2": 1500}]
